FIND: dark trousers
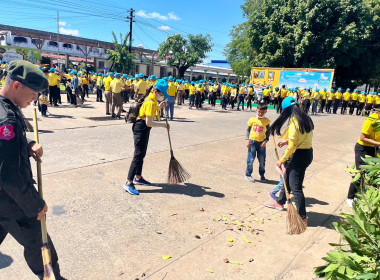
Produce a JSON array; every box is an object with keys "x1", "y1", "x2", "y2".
[
  {"x1": 341, "y1": 100, "x2": 348, "y2": 114},
  {"x1": 277, "y1": 148, "x2": 313, "y2": 219},
  {"x1": 356, "y1": 102, "x2": 364, "y2": 115},
  {"x1": 127, "y1": 121, "x2": 151, "y2": 181},
  {"x1": 348, "y1": 101, "x2": 356, "y2": 115},
  {"x1": 195, "y1": 92, "x2": 202, "y2": 108},
  {"x1": 0, "y1": 214, "x2": 61, "y2": 279},
  {"x1": 263, "y1": 96, "x2": 270, "y2": 105},
  {"x1": 326, "y1": 100, "x2": 333, "y2": 113},
  {"x1": 221, "y1": 95, "x2": 228, "y2": 109},
  {"x1": 230, "y1": 97, "x2": 236, "y2": 109},
  {"x1": 333, "y1": 99, "x2": 341, "y2": 114},
  {"x1": 189, "y1": 94, "x2": 195, "y2": 108},
  {"x1": 83, "y1": 84, "x2": 89, "y2": 97},
  {"x1": 41, "y1": 104, "x2": 47, "y2": 116},
  {"x1": 49, "y1": 86, "x2": 59, "y2": 106},
  {"x1": 347, "y1": 143, "x2": 376, "y2": 199},
  {"x1": 319, "y1": 99, "x2": 326, "y2": 113},
  {"x1": 237, "y1": 96, "x2": 245, "y2": 110},
  {"x1": 276, "y1": 97, "x2": 283, "y2": 113},
  {"x1": 210, "y1": 93, "x2": 216, "y2": 106},
  {"x1": 96, "y1": 87, "x2": 103, "y2": 101},
  {"x1": 247, "y1": 95, "x2": 253, "y2": 109}
]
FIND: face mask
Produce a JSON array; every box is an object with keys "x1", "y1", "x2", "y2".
[{"x1": 157, "y1": 94, "x2": 165, "y2": 102}]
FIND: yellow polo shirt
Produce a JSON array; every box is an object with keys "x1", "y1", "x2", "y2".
[
  {"x1": 168, "y1": 82, "x2": 177, "y2": 97},
  {"x1": 357, "y1": 113, "x2": 380, "y2": 147},
  {"x1": 247, "y1": 117, "x2": 270, "y2": 142},
  {"x1": 138, "y1": 93, "x2": 160, "y2": 121},
  {"x1": 110, "y1": 78, "x2": 124, "y2": 93},
  {"x1": 136, "y1": 80, "x2": 148, "y2": 95},
  {"x1": 343, "y1": 92, "x2": 351, "y2": 101},
  {"x1": 335, "y1": 91, "x2": 342, "y2": 99},
  {"x1": 351, "y1": 92, "x2": 358, "y2": 101},
  {"x1": 104, "y1": 76, "x2": 112, "y2": 91},
  {"x1": 358, "y1": 94, "x2": 366, "y2": 103},
  {"x1": 48, "y1": 73, "x2": 60, "y2": 86}
]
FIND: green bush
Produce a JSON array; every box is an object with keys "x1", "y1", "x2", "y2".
[{"x1": 314, "y1": 156, "x2": 380, "y2": 280}]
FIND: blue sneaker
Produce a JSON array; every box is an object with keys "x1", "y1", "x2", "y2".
[
  {"x1": 133, "y1": 177, "x2": 151, "y2": 185},
  {"x1": 123, "y1": 184, "x2": 139, "y2": 195},
  {"x1": 270, "y1": 192, "x2": 277, "y2": 200}
]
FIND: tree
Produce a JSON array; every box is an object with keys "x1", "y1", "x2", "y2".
[
  {"x1": 107, "y1": 31, "x2": 136, "y2": 73},
  {"x1": 226, "y1": 0, "x2": 380, "y2": 88},
  {"x1": 157, "y1": 34, "x2": 213, "y2": 78}
]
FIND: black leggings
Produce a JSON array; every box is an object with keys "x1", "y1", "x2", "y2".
[
  {"x1": 347, "y1": 143, "x2": 376, "y2": 199},
  {"x1": 127, "y1": 120, "x2": 151, "y2": 181},
  {"x1": 247, "y1": 95, "x2": 253, "y2": 109},
  {"x1": 277, "y1": 148, "x2": 313, "y2": 219}
]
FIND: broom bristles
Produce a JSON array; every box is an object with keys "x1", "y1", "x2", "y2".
[
  {"x1": 286, "y1": 200, "x2": 307, "y2": 235},
  {"x1": 167, "y1": 156, "x2": 191, "y2": 185}
]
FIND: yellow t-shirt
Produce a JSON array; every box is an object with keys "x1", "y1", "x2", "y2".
[
  {"x1": 136, "y1": 80, "x2": 148, "y2": 95},
  {"x1": 82, "y1": 77, "x2": 88, "y2": 85},
  {"x1": 263, "y1": 89, "x2": 270, "y2": 96},
  {"x1": 280, "y1": 118, "x2": 313, "y2": 163},
  {"x1": 197, "y1": 85, "x2": 204, "y2": 93},
  {"x1": 320, "y1": 90, "x2": 327, "y2": 100},
  {"x1": 138, "y1": 93, "x2": 160, "y2": 121},
  {"x1": 335, "y1": 91, "x2": 342, "y2": 99},
  {"x1": 39, "y1": 94, "x2": 49, "y2": 105},
  {"x1": 357, "y1": 113, "x2": 380, "y2": 147},
  {"x1": 110, "y1": 78, "x2": 124, "y2": 93},
  {"x1": 303, "y1": 91, "x2": 311, "y2": 100},
  {"x1": 375, "y1": 96, "x2": 380, "y2": 105},
  {"x1": 48, "y1": 73, "x2": 60, "y2": 86},
  {"x1": 273, "y1": 89, "x2": 280, "y2": 97},
  {"x1": 248, "y1": 88, "x2": 254, "y2": 95},
  {"x1": 312, "y1": 91, "x2": 321, "y2": 100},
  {"x1": 287, "y1": 91, "x2": 294, "y2": 97},
  {"x1": 239, "y1": 86, "x2": 246, "y2": 95},
  {"x1": 358, "y1": 94, "x2": 366, "y2": 103},
  {"x1": 177, "y1": 84, "x2": 186, "y2": 91},
  {"x1": 366, "y1": 95, "x2": 374, "y2": 104},
  {"x1": 247, "y1": 117, "x2": 270, "y2": 142},
  {"x1": 351, "y1": 92, "x2": 358, "y2": 101},
  {"x1": 230, "y1": 88, "x2": 237, "y2": 97},
  {"x1": 327, "y1": 91, "x2": 335, "y2": 101},
  {"x1": 280, "y1": 89, "x2": 287, "y2": 98},
  {"x1": 104, "y1": 76, "x2": 112, "y2": 91},
  {"x1": 342, "y1": 92, "x2": 351, "y2": 101},
  {"x1": 96, "y1": 77, "x2": 103, "y2": 87},
  {"x1": 168, "y1": 82, "x2": 177, "y2": 97}
]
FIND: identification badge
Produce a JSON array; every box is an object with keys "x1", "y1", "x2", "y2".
[{"x1": 0, "y1": 124, "x2": 16, "y2": 140}]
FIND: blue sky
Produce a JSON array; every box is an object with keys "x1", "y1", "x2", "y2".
[{"x1": 2, "y1": 0, "x2": 246, "y2": 62}]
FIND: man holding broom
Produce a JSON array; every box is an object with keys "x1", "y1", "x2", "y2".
[{"x1": 0, "y1": 60, "x2": 66, "y2": 279}]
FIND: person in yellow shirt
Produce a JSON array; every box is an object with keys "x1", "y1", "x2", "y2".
[
  {"x1": 166, "y1": 77, "x2": 177, "y2": 119},
  {"x1": 39, "y1": 92, "x2": 49, "y2": 117},
  {"x1": 48, "y1": 67, "x2": 60, "y2": 106},
  {"x1": 365, "y1": 92, "x2": 376, "y2": 115},
  {"x1": 349, "y1": 89, "x2": 358, "y2": 115},
  {"x1": 245, "y1": 101, "x2": 270, "y2": 182},
  {"x1": 104, "y1": 72, "x2": 114, "y2": 115},
  {"x1": 265, "y1": 96, "x2": 314, "y2": 224},
  {"x1": 277, "y1": 85, "x2": 287, "y2": 113},
  {"x1": 356, "y1": 91, "x2": 366, "y2": 116},
  {"x1": 96, "y1": 73, "x2": 104, "y2": 102},
  {"x1": 237, "y1": 83, "x2": 246, "y2": 110},
  {"x1": 188, "y1": 81, "x2": 196, "y2": 109},
  {"x1": 374, "y1": 92, "x2": 380, "y2": 110},
  {"x1": 221, "y1": 83, "x2": 229, "y2": 110},
  {"x1": 301, "y1": 89, "x2": 311, "y2": 114},
  {"x1": 82, "y1": 73, "x2": 89, "y2": 98},
  {"x1": 346, "y1": 108, "x2": 380, "y2": 207},
  {"x1": 333, "y1": 87, "x2": 343, "y2": 114},
  {"x1": 177, "y1": 80, "x2": 186, "y2": 105},
  {"x1": 263, "y1": 86, "x2": 271, "y2": 104},
  {"x1": 272, "y1": 86, "x2": 280, "y2": 111},
  {"x1": 247, "y1": 84, "x2": 255, "y2": 111},
  {"x1": 195, "y1": 82, "x2": 204, "y2": 109},
  {"x1": 110, "y1": 73, "x2": 125, "y2": 119},
  {"x1": 326, "y1": 89, "x2": 335, "y2": 113},
  {"x1": 318, "y1": 88, "x2": 327, "y2": 113},
  {"x1": 341, "y1": 88, "x2": 351, "y2": 114},
  {"x1": 311, "y1": 89, "x2": 321, "y2": 115},
  {"x1": 123, "y1": 79, "x2": 170, "y2": 195},
  {"x1": 229, "y1": 84, "x2": 237, "y2": 110}
]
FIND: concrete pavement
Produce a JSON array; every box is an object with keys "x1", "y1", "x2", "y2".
[{"x1": 0, "y1": 95, "x2": 363, "y2": 279}]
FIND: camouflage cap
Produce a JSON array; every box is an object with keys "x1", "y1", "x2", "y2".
[{"x1": 7, "y1": 60, "x2": 48, "y2": 92}]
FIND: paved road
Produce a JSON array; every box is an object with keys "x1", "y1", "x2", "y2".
[{"x1": 0, "y1": 96, "x2": 363, "y2": 279}]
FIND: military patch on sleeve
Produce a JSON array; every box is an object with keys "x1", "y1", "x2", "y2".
[{"x1": 0, "y1": 124, "x2": 16, "y2": 140}]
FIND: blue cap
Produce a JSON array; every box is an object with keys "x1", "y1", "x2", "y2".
[
  {"x1": 70, "y1": 70, "x2": 77, "y2": 75},
  {"x1": 198, "y1": 83, "x2": 202, "y2": 86},
  {"x1": 370, "y1": 92, "x2": 375, "y2": 95},
  {"x1": 78, "y1": 73, "x2": 81, "y2": 77},
  {"x1": 98, "y1": 73, "x2": 103, "y2": 76},
  {"x1": 338, "y1": 87, "x2": 341, "y2": 90},
  {"x1": 168, "y1": 76, "x2": 173, "y2": 81},
  {"x1": 242, "y1": 83, "x2": 246, "y2": 86},
  {"x1": 275, "y1": 86, "x2": 279, "y2": 89},
  {"x1": 250, "y1": 84, "x2": 254, "y2": 87},
  {"x1": 115, "y1": 73, "x2": 121, "y2": 78},
  {"x1": 282, "y1": 96, "x2": 298, "y2": 109},
  {"x1": 361, "y1": 91, "x2": 365, "y2": 94},
  {"x1": 191, "y1": 81, "x2": 195, "y2": 85},
  {"x1": 109, "y1": 72, "x2": 114, "y2": 76},
  {"x1": 316, "y1": 89, "x2": 320, "y2": 92},
  {"x1": 155, "y1": 79, "x2": 169, "y2": 98},
  {"x1": 50, "y1": 67, "x2": 56, "y2": 72},
  {"x1": 38, "y1": 66, "x2": 43, "y2": 70},
  {"x1": 139, "y1": 73, "x2": 144, "y2": 78},
  {"x1": 347, "y1": 88, "x2": 350, "y2": 91},
  {"x1": 324, "y1": 88, "x2": 327, "y2": 90},
  {"x1": 135, "y1": 74, "x2": 139, "y2": 78},
  {"x1": 123, "y1": 74, "x2": 128, "y2": 78},
  {"x1": 354, "y1": 89, "x2": 358, "y2": 92},
  {"x1": 151, "y1": 75, "x2": 157, "y2": 80}
]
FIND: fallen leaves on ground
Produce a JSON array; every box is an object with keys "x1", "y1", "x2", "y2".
[{"x1": 162, "y1": 255, "x2": 172, "y2": 260}]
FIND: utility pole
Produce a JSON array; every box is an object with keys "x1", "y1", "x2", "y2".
[
  {"x1": 126, "y1": 8, "x2": 135, "y2": 54},
  {"x1": 57, "y1": 11, "x2": 60, "y2": 70}
]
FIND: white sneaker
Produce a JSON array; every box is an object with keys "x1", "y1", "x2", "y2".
[
  {"x1": 245, "y1": 175, "x2": 255, "y2": 183},
  {"x1": 346, "y1": 199, "x2": 353, "y2": 208},
  {"x1": 46, "y1": 110, "x2": 51, "y2": 116}
]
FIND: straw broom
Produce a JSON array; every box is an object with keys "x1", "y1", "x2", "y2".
[
  {"x1": 32, "y1": 108, "x2": 56, "y2": 280},
  {"x1": 164, "y1": 112, "x2": 190, "y2": 185},
  {"x1": 272, "y1": 136, "x2": 307, "y2": 235}
]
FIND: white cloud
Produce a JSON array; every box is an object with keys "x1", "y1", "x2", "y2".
[
  {"x1": 157, "y1": 25, "x2": 171, "y2": 31},
  {"x1": 136, "y1": 10, "x2": 168, "y2": 20},
  {"x1": 168, "y1": 12, "x2": 180, "y2": 20},
  {"x1": 298, "y1": 78, "x2": 307, "y2": 83},
  {"x1": 58, "y1": 21, "x2": 66, "y2": 26},
  {"x1": 59, "y1": 27, "x2": 79, "y2": 36}
]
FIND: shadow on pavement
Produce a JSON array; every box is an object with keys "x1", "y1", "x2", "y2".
[
  {"x1": 86, "y1": 116, "x2": 123, "y2": 121},
  {"x1": 0, "y1": 252, "x2": 13, "y2": 269},
  {"x1": 257, "y1": 179, "x2": 278, "y2": 185},
  {"x1": 214, "y1": 110, "x2": 231, "y2": 113},
  {"x1": 306, "y1": 197, "x2": 329, "y2": 207},
  {"x1": 47, "y1": 114, "x2": 74, "y2": 119},
  {"x1": 38, "y1": 130, "x2": 54, "y2": 134},
  {"x1": 139, "y1": 183, "x2": 225, "y2": 198},
  {"x1": 306, "y1": 211, "x2": 341, "y2": 229}
]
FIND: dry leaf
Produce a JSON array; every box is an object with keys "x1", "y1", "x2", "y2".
[
  {"x1": 162, "y1": 255, "x2": 171, "y2": 260},
  {"x1": 249, "y1": 258, "x2": 254, "y2": 262},
  {"x1": 227, "y1": 243, "x2": 233, "y2": 247},
  {"x1": 223, "y1": 258, "x2": 229, "y2": 263},
  {"x1": 118, "y1": 271, "x2": 124, "y2": 276},
  {"x1": 226, "y1": 226, "x2": 233, "y2": 231},
  {"x1": 199, "y1": 208, "x2": 205, "y2": 212},
  {"x1": 195, "y1": 235, "x2": 201, "y2": 239},
  {"x1": 170, "y1": 213, "x2": 178, "y2": 216}
]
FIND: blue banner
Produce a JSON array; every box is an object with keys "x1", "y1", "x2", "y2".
[{"x1": 278, "y1": 70, "x2": 333, "y2": 89}]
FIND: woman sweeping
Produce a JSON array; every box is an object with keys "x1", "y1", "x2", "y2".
[
  {"x1": 265, "y1": 97, "x2": 314, "y2": 225},
  {"x1": 123, "y1": 79, "x2": 170, "y2": 195}
]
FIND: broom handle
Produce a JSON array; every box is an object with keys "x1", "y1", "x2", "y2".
[
  {"x1": 32, "y1": 108, "x2": 49, "y2": 245},
  {"x1": 271, "y1": 136, "x2": 291, "y2": 201},
  {"x1": 163, "y1": 111, "x2": 174, "y2": 158}
]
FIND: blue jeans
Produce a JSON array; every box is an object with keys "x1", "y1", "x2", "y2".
[
  {"x1": 272, "y1": 175, "x2": 283, "y2": 194},
  {"x1": 165, "y1": 97, "x2": 175, "y2": 119},
  {"x1": 312, "y1": 100, "x2": 319, "y2": 113},
  {"x1": 245, "y1": 140, "x2": 266, "y2": 177}
]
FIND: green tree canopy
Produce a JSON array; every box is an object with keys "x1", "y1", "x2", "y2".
[
  {"x1": 107, "y1": 31, "x2": 136, "y2": 73},
  {"x1": 226, "y1": 0, "x2": 380, "y2": 88},
  {"x1": 157, "y1": 33, "x2": 213, "y2": 78}
]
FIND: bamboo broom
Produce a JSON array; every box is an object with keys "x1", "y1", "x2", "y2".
[
  {"x1": 272, "y1": 136, "x2": 307, "y2": 235},
  {"x1": 32, "y1": 108, "x2": 56, "y2": 280}
]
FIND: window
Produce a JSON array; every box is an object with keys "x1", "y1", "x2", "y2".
[
  {"x1": 32, "y1": 38, "x2": 42, "y2": 45},
  {"x1": 48, "y1": 41, "x2": 58, "y2": 47},
  {"x1": 135, "y1": 64, "x2": 140, "y2": 74},
  {"x1": 98, "y1": 61, "x2": 105, "y2": 69},
  {"x1": 146, "y1": 65, "x2": 151, "y2": 76},
  {"x1": 91, "y1": 48, "x2": 99, "y2": 53},
  {"x1": 160, "y1": 66, "x2": 166, "y2": 78},
  {"x1": 0, "y1": 35, "x2": 5, "y2": 41},
  {"x1": 63, "y1": 43, "x2": 72, "y2": 49},
  {"x1": 14, "y1": 36, "x2": 28, "y2": 44},
  {"x1": 76, "y1": 45, "x2": 82, "y2": 51}
]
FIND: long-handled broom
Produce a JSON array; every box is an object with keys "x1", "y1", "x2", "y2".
[
  {"x1": 272, "y1": 136, "x2": 307, "y2": 235},
  {"x1": 32, "y1": 108, "x2": 56, "y2": 280},
  {"x1": 164, "y1": 112, "x2": 191, "y2": 185}
]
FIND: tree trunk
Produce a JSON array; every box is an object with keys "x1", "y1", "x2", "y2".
[{"x1": 178, "y1": 65, "x2": 189, "y2": 78}]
